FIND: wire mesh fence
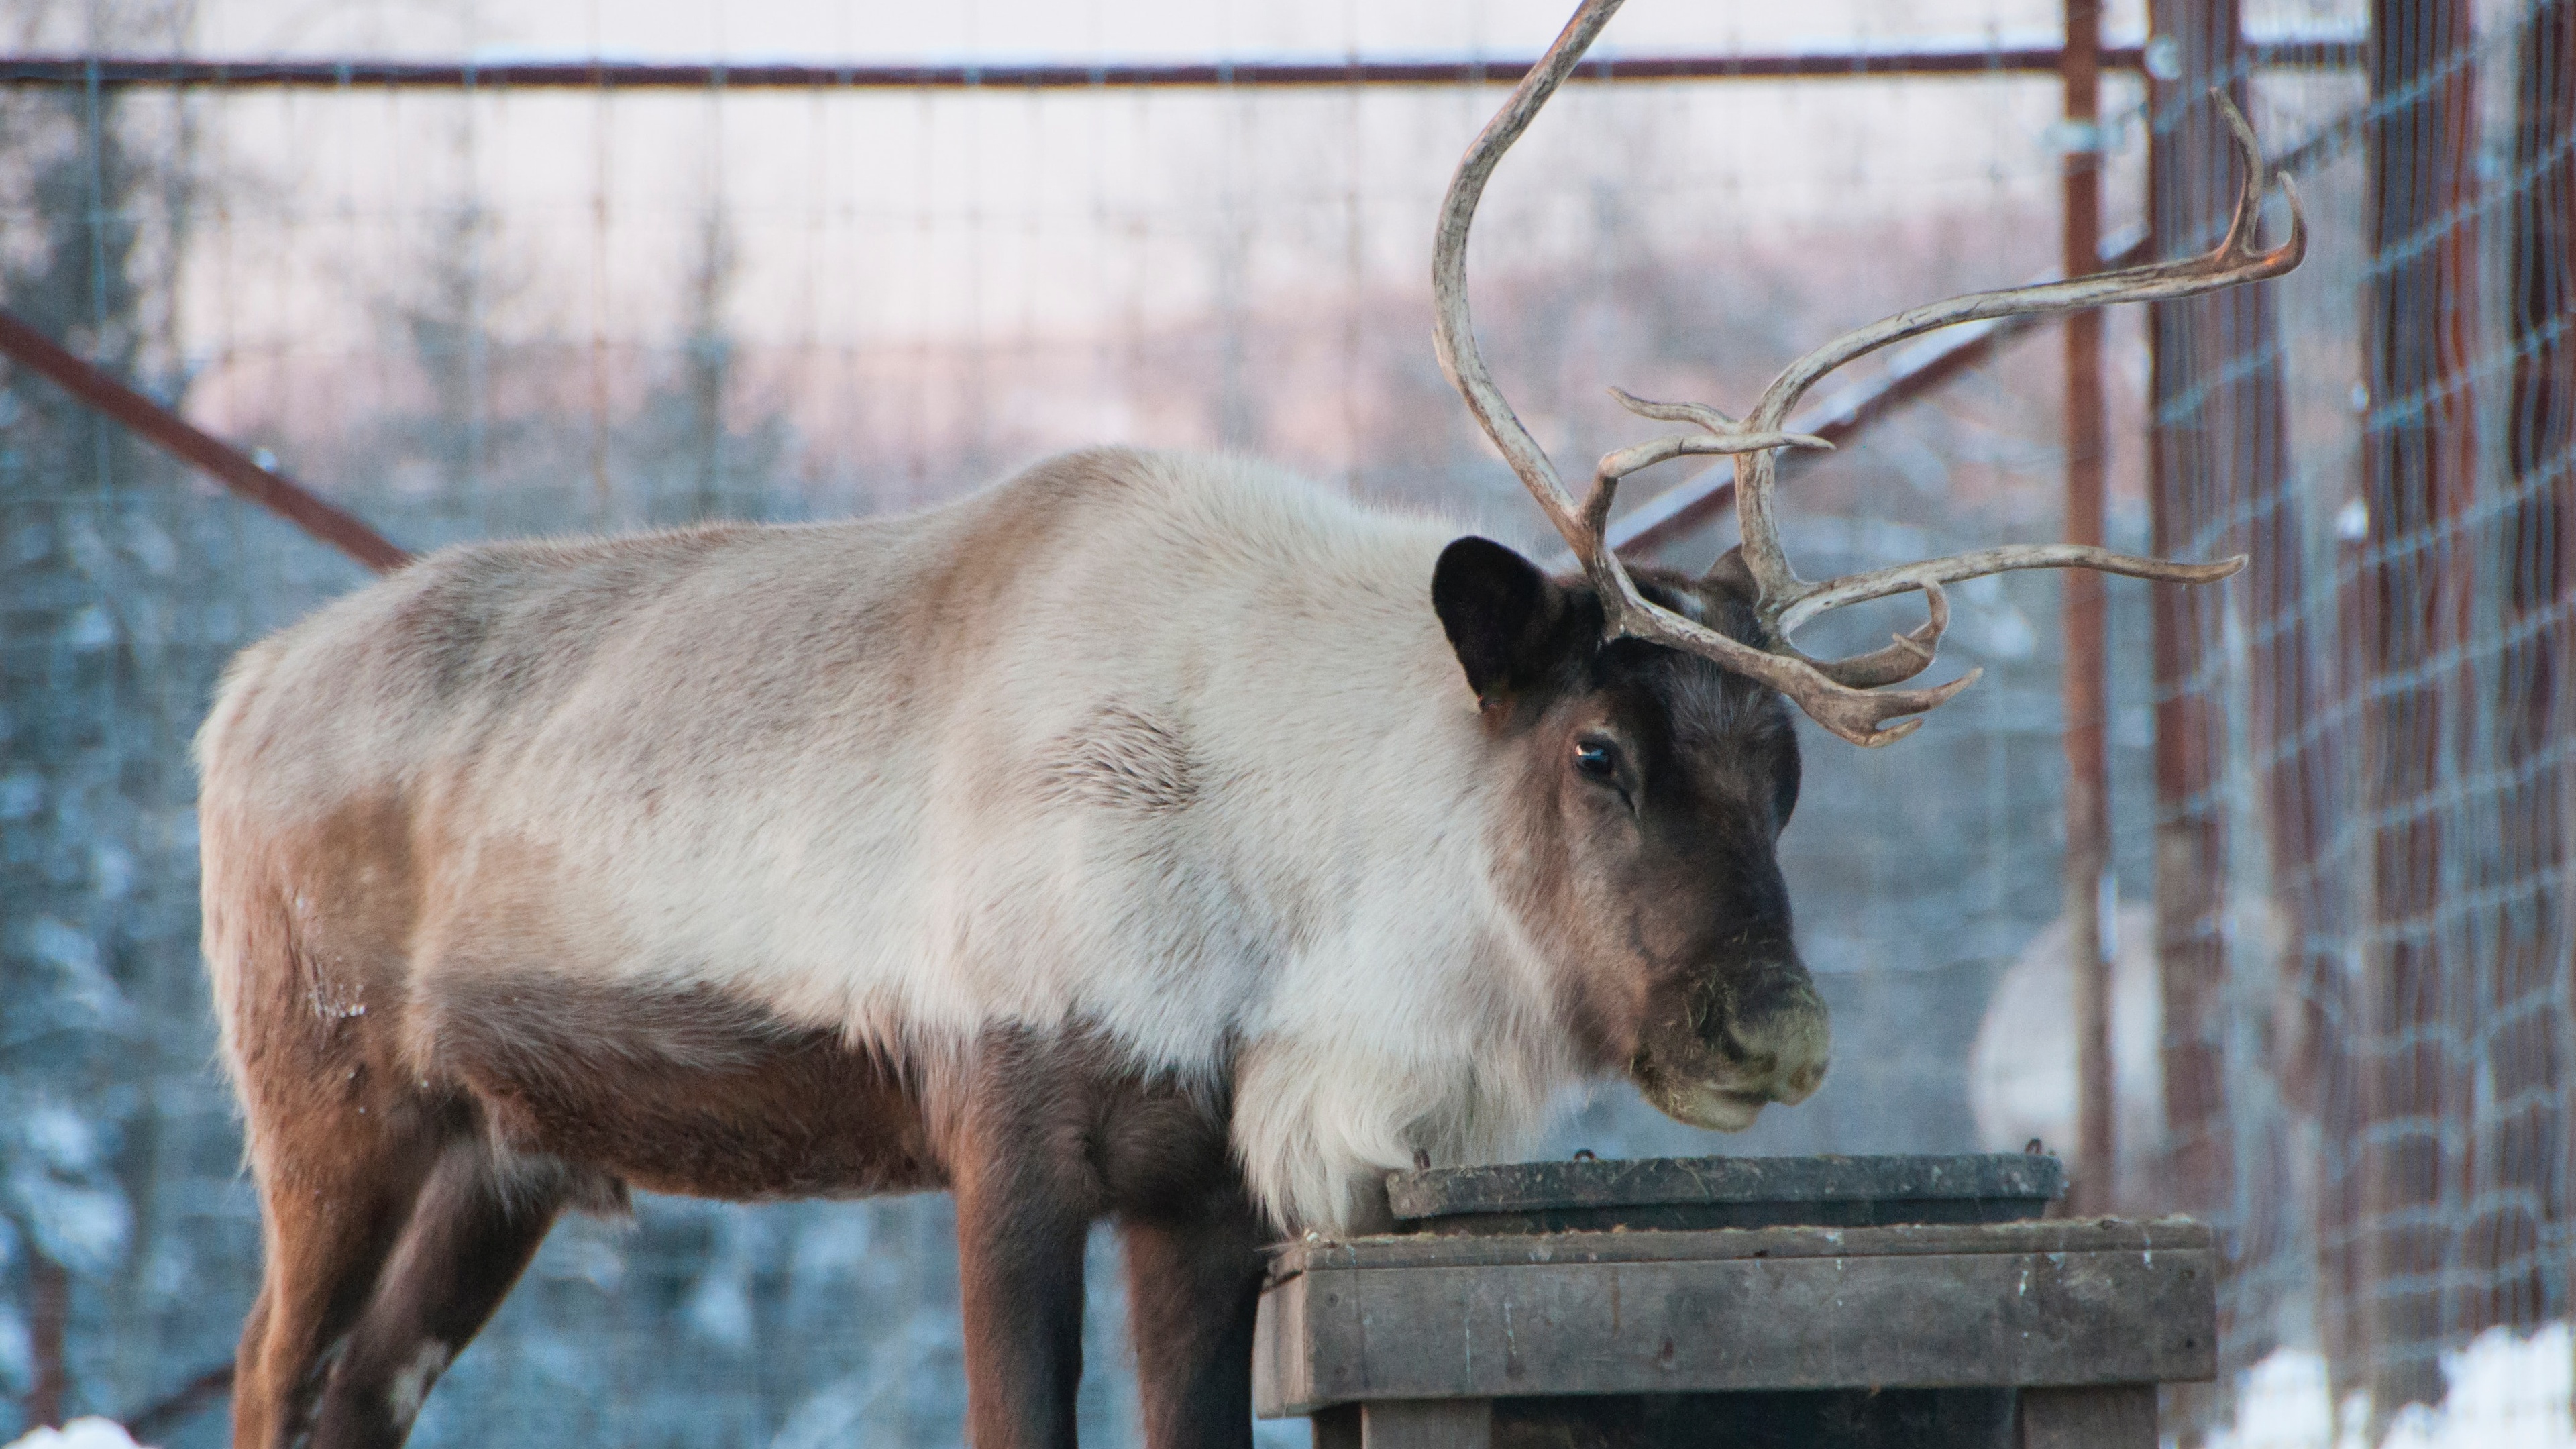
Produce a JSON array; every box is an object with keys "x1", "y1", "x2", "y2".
[
  {"x1": 2140, "y1": 0, "x2": 2576, "y2": 1442},
  {"x1": 0, "y1": 0, "x2": 2566, "y2": 1444}
]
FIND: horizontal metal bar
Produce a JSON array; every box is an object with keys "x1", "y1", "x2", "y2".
[
  {"x1": 0, "y1": 40, "x2": 2364, "y2": 91},
  {"x1": 0, "y1": 307, "x2": 411, "y2": 572}
]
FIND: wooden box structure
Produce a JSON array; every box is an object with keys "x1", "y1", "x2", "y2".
[{"x1": 1252, "y1": 1155, "x2": 2215, "y2": 1448}]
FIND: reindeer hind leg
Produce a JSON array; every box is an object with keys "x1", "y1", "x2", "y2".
[
  {"x1": 305, "y1": 1140, "x2": 596, "y2": 1447},
  {"x1": 231, "y1": 1099, "x2": 444, "y2": 1449}
]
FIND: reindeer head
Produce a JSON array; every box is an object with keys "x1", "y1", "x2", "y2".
[{"x1": 1430, "y1": 0, "x2": 2302, "y2": 1130}]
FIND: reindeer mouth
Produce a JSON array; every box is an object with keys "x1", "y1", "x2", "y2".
[
  {"x1": 1631, "y1": 1046, "x2": 1776, "y2": 1132},
  {"x1": 1653, "y1": 1082, "x2": 1769, "y2": 1132}
]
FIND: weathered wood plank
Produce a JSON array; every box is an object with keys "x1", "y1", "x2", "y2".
[
  {"x1": 1254, "y1": 1241, "x2": 2214, "y2": 1414},
  {"x1": 1356, "y1": 1400, "x2": 1493, "y2": 1449},
  {"x1": 2017, "y1": 1385, "x2": 2158, "y2": 1448},
  {"x1": 1255, "y1": 1272, "x2": 1315, "y2": 1418},
  {"x1": 1269, "y1": 1216, "x2": 2210, "y2": 1279},
  {"x1": 1388, "y1": 1155, "x2": 2063, "y2": 1227},
  {"x1": 1493, "y1": 1388, "x2": 2019, "y2": 1448}
]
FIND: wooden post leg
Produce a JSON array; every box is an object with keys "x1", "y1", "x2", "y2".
[
  {"x1": 2018, "y1": 1385, "x2": 2158, "y2": 1449},
  {"x1": 1356, "y1": 1399, "x2": 1493, "y2": 1449},
  {"x1": 1312, "y1": 1405, "x2": 1361, "y2": 1449}
]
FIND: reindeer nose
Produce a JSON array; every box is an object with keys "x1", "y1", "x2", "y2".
[{"x1": 1718, "y1": 969, "x2": 1831, "y2": 1105}]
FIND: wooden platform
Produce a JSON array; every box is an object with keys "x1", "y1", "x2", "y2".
[{"x1": 1253, "y1": 1216, "x2": 2215, "y2": 1448}]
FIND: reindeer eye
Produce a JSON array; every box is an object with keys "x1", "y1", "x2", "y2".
[{"x1": 1573, "y1": 738, "x2": 1621, "y2": 782}]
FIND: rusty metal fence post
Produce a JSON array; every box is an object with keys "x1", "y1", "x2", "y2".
[
  {"x1": 2465, "y1": 0, "x2": 2576, "y2": 1343},
  {"x1": 2060, "y1": 0, "x2": 2116, "y2": 1221},
  {"x1": 2356, "y1": 0, "x2": 2482, "y2": 1428},
  {"x1": 2147, "y1": 0, "x2": 2247, "y2": 1277},
  {"x1": 2143, "y1": 0, "x2": 2305, "y2": 1405}
]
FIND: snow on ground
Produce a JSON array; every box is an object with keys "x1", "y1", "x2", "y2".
[
  {"x1": 3, "y1": 1420, "x2": 149, "y2": 1449},
  {"x1": 2208, "y1": 1323, "x2": 2574, "y2": 1449}
]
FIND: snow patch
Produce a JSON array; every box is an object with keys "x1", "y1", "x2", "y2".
[
  {"x1": 2208, "y1": 1324, "x2": 2575, "y2": 1449},
  {"x1": 5, "y1": 1419, "x2": 150, "y2": 1449}
]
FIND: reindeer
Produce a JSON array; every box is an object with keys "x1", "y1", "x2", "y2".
[{"x1": 195, "y1": 1, "x2": 2300, "y2": 1444}]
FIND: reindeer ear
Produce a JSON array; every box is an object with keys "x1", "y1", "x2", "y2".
[
  {"x1": 1432, "y1": 537, "x2": 1564, "y2": 704},
  {"x1": 1703, "y1": 545, "x2": 1759, "y2": 600}
]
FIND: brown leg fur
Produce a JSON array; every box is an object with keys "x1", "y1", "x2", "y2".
[
  {"x1": 307, "y1": 1140, "x2": 571, "y2": 1446},
  {"x1": 950, "y1": 1031, "x2": 1101, "y2": 1449},
  {"x1": 947, "y1": 1024, "x2": 1269, "y2": 1449},
  {"x1": 231, "y1": 1106, "x2": 443, "y2": 1449},
  {"x1": 1120, "y1": 1196, "x2": 1267, "y2": 1449}
]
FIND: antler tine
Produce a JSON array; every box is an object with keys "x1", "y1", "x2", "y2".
[
  {"x1": 1704, "y1": 88, "x2": 2290, "y2": 720},
  {"x1": 1611, "y1": 592, "x2": 1984, "y2": 747},
  {"x1": 1777, "y1": 544, "x2": 2246, "y2": 638},
  {"x1": 1596, "y1": 387, "x2": 1833, "y2": 490},
  {"x1": 1430, "y1": 0, "x2": 1627, "y2": 568},
  {"x1": 1608, "y1": 386, "x2": 1737, "y2": 432},
  {"x1": 1605, "y1": 386, "x2": 1829, "y2": 607},
  {"x1": 1739, "y1": 91, "x2": 2300, "y2": 443},
  {"x1": 1591, "y1": 396, "x2": 1943, "y2": 689},
  {"x1": 1801, "y1": 580, "x2": 1950, "y2": 688}
]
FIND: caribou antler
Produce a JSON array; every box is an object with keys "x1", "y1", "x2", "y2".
[{"x1": 1431, "y1": 0, "x2": 2302, "y2": 746}]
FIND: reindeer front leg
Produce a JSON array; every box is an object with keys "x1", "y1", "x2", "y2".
[
  {"x1": 951, "y1": 1034, "x2": 1098, "y2": 1449},
  {"x1": 1120, "y1": 1193, "x2": 1267, "y2": 1449}
]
